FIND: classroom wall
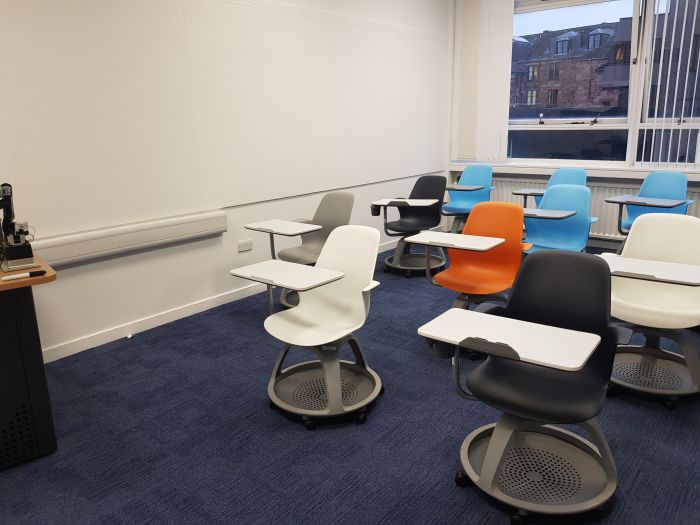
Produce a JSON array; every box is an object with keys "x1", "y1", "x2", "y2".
[{"x1": 0, "y1": 0, "x2": 455, "y2": 360}]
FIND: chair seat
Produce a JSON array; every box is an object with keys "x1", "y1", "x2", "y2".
[
  {"x1": 264, "y1": 303, "x2": 364, "y2": 347},
  {"x1": 434, "y1": 265, "x2": 514, "y2": 295},
  {"x1": 386, "y1": 218, "x2": 439, "y2": 234},
  {"x1": 277, "y1": 244, "x2": 321, "y2": 265},
  {"x1": 442, "y1": 203, "x2": 472, "y2": 215},
  {"x1": 611, "y1": 277, "x2": 700, "y2": 329},
  {"x1": 524, "y1": 237, "x2": 586, "y2": 253},
  {"x1": 466, "y1": 356, "x2": 607, "y2": 424}
]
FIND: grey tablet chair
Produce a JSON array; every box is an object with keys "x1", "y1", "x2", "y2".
[
  {"x1": 381, "y1": 175, "x2": 447, "y2": 276},
  {"x1": 608, "y1": 214, "x2": 700, "y2": 408},
  {"x1": 265, "y1": 225, "x2": 382, "y2": 430},
  {"x1": 277, "y1": 191, "x2": 354, "y2": 307},
  {"x1": 453, "y1": 252, "x2": 620, "y2": 524}
]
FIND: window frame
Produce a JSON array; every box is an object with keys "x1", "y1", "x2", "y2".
[{"x1": 508, "y1": 0, "x2": 640, "y2": 160}]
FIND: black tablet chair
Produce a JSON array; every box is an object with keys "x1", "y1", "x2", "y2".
[
  {"x1": 453, "y1": 251, "x2": 621, "y2": 524},
  {"x1": 382, "y1": 175, "x2": 446, "y2": 276}
]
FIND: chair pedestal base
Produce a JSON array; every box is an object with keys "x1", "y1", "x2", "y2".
[
  {"x1": 458, "y1": 415, "x2": 616, "y2": 518},
  {"x1": 384, "y1": 237, "x2": 445, "y2": 275},
  {"x1": 611, "y1": 346, "x2": 699, "y2": 397},
  {"x1": 279, "y1": 288, "x2": 299, "y2": 308},
  {"x1": 610, "y1": 325, "x2": 700, "y2": 397},
  {"x1": 268, "y1": 335, "x2": 382, "y2": 426}
]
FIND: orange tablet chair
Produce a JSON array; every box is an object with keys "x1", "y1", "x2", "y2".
[{"x1": 434, "y1": 202, "x2": 529, "y2": 310}]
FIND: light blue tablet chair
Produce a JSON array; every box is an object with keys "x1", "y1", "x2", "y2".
[
  {"x1": 621, "y1": 171, "x2": 694, "y2": 232},
  {"x1": 442, "y1": 164, "x2": 494, "y2": 232},
  {"x1": 525, "y1": 184, "x2": 598, "y2": 253},
  {"x1": 534, "y1": 167, "x2": 588, "y2": 207}
]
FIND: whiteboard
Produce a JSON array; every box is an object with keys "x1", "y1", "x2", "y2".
[{"x1": 0, "y1": 0, "x2": 453, "y2": 237}]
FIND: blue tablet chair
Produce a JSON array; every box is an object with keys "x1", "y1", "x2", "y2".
[
  {"x1": 525, "y1": 184, "x2": 598, "y2": 253},
  {"x1": 442, "y1": 164, "x2": 494, "y2": 232},
  {"x1": 534, "y1": 167, "x2": 588, "y2": 207},
  {"x1": 620, "y1": 171, "x2": 694, "y2": 232}
]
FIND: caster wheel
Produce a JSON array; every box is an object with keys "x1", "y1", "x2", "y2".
[
  {"x1": 269, "y1": 401, "x2": 277, "y2": 410},
  {"x1": 663, "y1": 397, "x2": 678, "y2": 411},
  {"x1": 509, "y1": 512, "x2": 528, "y2": 525},
  {"x1": 383, "y1": 266, "x2": 390, "y2": 273},
  {"x1": 606, "y1": 384, "x2": 619, "y2": 397},
  {"x1": 404, "y1": 272, "x2": 411, "y2": 278},
  {"x1": 303, "y1": 418, "x2": 316, "y2": 431},
  {"x1": 454, "y1": 470, "x2": 470, "y2": 487},
  {"x1": 379, "y1": 385, "x2": 385, "y2": 395},
  {"x1": 356, "y1": 411, "x2": 367, "y2": 424}
]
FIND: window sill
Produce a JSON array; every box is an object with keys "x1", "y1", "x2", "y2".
[{"x1": 449, "y1": 159, "x2": 700, "y2": 182}]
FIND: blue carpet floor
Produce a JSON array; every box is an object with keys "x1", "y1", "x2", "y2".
[{"x1": 1, "y1": 252, "x2": 699, "y2": 524}]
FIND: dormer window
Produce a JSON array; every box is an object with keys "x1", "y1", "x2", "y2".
[
  {"x1": 589, "y1": 33, "x2": 602, "y2": 49},
  {"x1": 556, "y1": 39, "x2": 570, "y2": 54}
]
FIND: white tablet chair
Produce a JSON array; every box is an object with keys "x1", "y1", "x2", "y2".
[
  {"x1": 265, "y1": 225, "x2": 382, "y2": 430},
  {"x1": 609, "y1": 214, "x2": 700, "y2": 406}
]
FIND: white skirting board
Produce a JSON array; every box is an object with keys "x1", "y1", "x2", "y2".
[{"x1": 33, "y1": 211, "x2": 227, "y2": 267}]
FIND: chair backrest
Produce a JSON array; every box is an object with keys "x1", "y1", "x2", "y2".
[
  {"x1": 301, "y1": 225, "x2": 380, "y2": 322},
  {"x1": 525, "y1": 184, "x2": 592, "y2": 252},
  {"x1": 301, "y1": 192, "x2": 355, "y2": 248},
  {"x1": 448, "y1": 202, "x2": 524, "y2": 280},
  {"x1": 626, "y1": 171, "x2": 690, "y2": 224},
  {"x1": 398, "y1": 175, "x2": 446, "y2": 228},
  {"x1": 505, "y1": 251, "x2": 616, "y2": 382},
  {"x1": 535, "y1": 167, "x2": 587, "y2": 206},
  {"x1": 622, "y1": 213, "x2": 700, "y2": 265},
  {"x1": 447, "y1": 164, "x2": 493, "y2": 210}
]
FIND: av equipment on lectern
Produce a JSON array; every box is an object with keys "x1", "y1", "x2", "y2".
[
  {"x1": 1, "y1": 183, "x2": 38, "y2": 271},
  {"x1": 1, "y1": 183, "x2": 57, "y2": 472}
]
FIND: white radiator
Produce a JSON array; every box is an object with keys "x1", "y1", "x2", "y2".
[
  {"x1": 491, "y1": 176, "x2": 700, "y2": 240},
  {"x1": 32, "y1": 211, "x2": 227, "y2": 267}
]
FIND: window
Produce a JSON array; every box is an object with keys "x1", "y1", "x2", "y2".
[
  {"x1": 507, "y1": 0, "x2": 700, "y2": 168},
  {"x1": 509, "y1": 0, "x2": 634, "y2": 160},
  {"x1": 527, "y1": 90, "x2": 537, "y2": 105},
  {"x1": 614, "y1": 42, "x2": 630, "y2": 64},
  {"x1": 528, "y1": 65, "x2": 538, "y2": 80},
  {"x1": 549, "y1": 62, "x2": 559, "y2": 80},
  {"x1": 556, "y1": 39, "x2": 570, "y2": 54}
]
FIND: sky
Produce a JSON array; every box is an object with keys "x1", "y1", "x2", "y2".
[{"x1": 513, "y1": 0, "x2": 635, "y2": 37}]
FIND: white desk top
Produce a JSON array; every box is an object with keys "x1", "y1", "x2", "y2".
[
  {"x1": 523, "y1": 208, "x2": 576, "y2": 220},
  {"x1": 418, "y1": 309, "x2": 601, "y2": 371},
  {"x1": 244, "y1": 219, "x2": 322, "y2": 236},
  {"x1": 605, "y1": 195, "x2": 686, "y2": 208},
  {"x1": 513, "y1": 188, "x2": 545, "y2": 196},
  {"x1": 446, "y1": 184, "x2": 484, "y2": 192},
  {"x1": 598, "y1": 253, "x2": 700, "y2": 286},
  {"x1": 230, "y1": 260, "x2": 343, "y2": 291},
  {"x1": 371, "y1": 199, "x2": 438, "y2": 207},
  {"x1": 405, "y1": 231, "x2": 504, "y2": 251}
]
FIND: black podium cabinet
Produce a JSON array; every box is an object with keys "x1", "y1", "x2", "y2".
[{"x1": 0, "y1": 260, "x2": 57, "y2": 471}]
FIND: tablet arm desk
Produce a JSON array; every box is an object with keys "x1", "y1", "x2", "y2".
[{"x1": 605, "y1": 195, "x2": 692, "y2": 235}]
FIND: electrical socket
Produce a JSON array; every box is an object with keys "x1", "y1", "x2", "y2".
[{"x1": 237, "y1": 239, "x2": 253, "y2": 253}]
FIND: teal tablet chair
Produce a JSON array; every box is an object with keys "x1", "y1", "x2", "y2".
[
  {"x1": 525, "y1": 184, "x2": 598, "y2": 253},
  {"x1": 621, "y1": 171, "x2": 694, "y2": 232},
  {"x1": 442, "y1": 164, "x2": 494, "y2": 232},
  {"x1": 534, "y1": 167, "x2": 588, "y2": 207}
]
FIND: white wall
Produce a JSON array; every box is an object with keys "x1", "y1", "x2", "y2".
[
  {"x1": 451, "y1": 0, "x2": 513, "y2": 161},
  {"x1": 0, "y1": 0, "x2": 455, "y2": 360},
  {"x1": 34, "y1": 177, "x2": 435, "y2": 362},
  {"x1": 0, "y1": 0, "x2": 453, "y2": 236}
]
